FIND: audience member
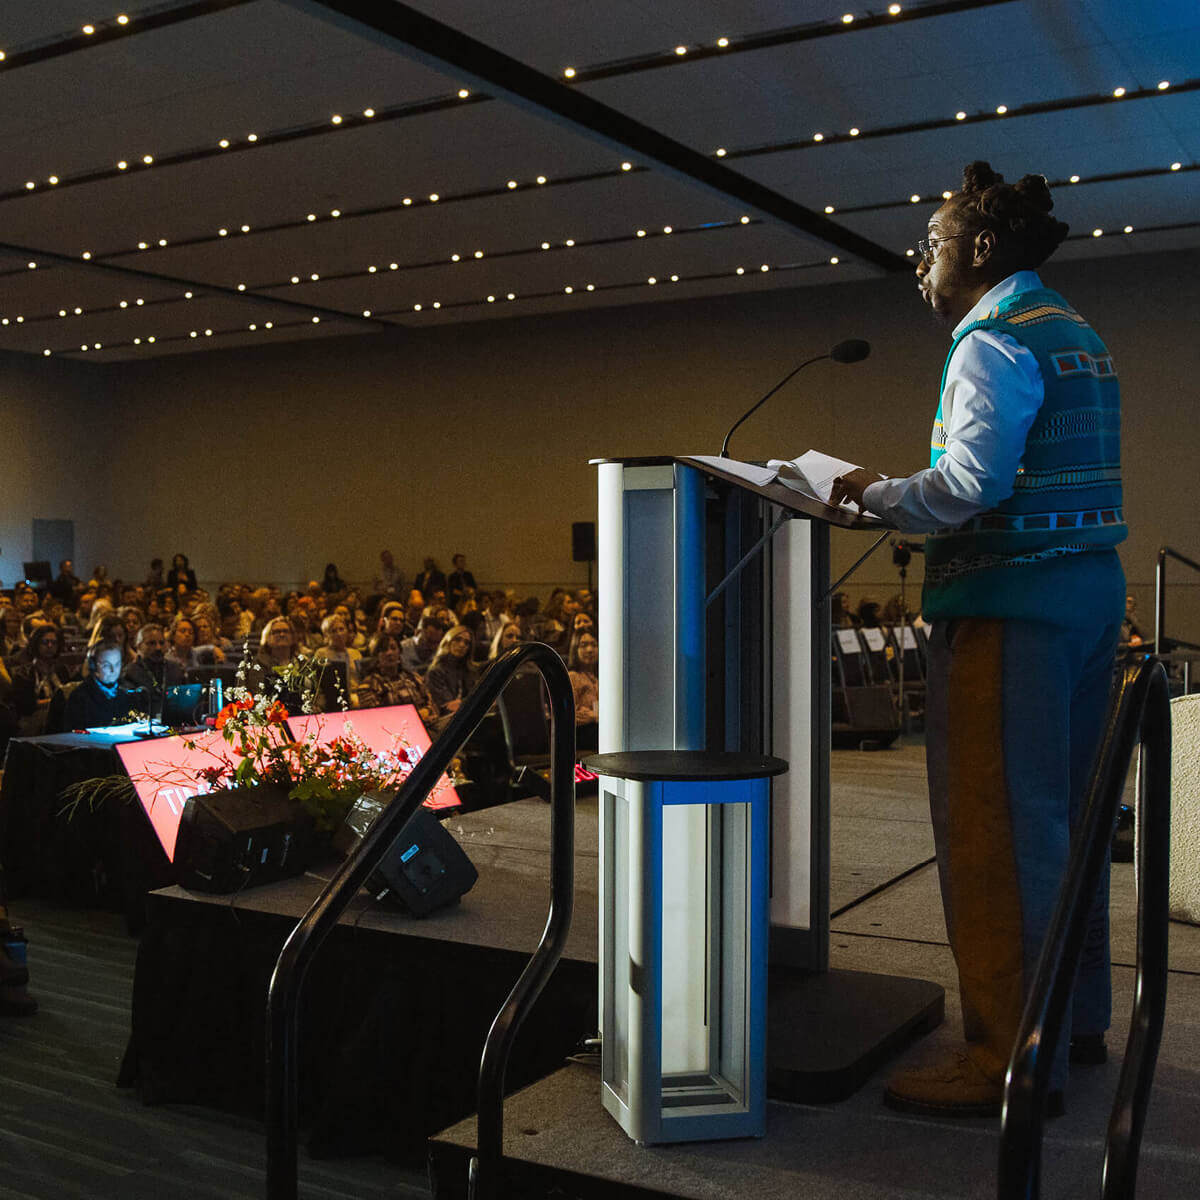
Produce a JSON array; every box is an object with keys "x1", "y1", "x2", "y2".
[
  {"x1": 321, "y1": 562, "x2": 346, "y2": 593},
  {"x1": 48, "y1": 559, "x2": 79, "y2": 605},
  {"x1": 488, "y1": 620, "x2": 522, "y2": 661},
  {"x1": 425, "y1": 626, "x2": 477, "y2": 718},
  {"x1": 10, "y1": 626, "x2": 72, "y2": 735},
  {"x1": 60, "y1": 642, "x2": 137, "y2": 731},
  {"x1": 447, "y1": 553, "x2": 477, "y2": 609},
  {"x1": 122, "y1": 624, "x2": 185, "y2": 703},
  {"x1": 414, "y1": 557, "x2": 446, "y2": 600},
  {"x1": 167, "y1": 553, "x2": 197, "y2": 592},
  {"x1": 400, "y1": 609, "x2": 447, "y2": 674},
  {"x1": 374, "y1": 549, "x2": 404, "y2": 597},
  {"x1": 567, "y1": 630, "x2": 599, "y2": 750},
  {"x1": 313, "y1": 613, "x2": 363, "y2": 704},
  {"x1": 85, "y1": 613, "x2": 137, "y2": 671},
  {"x1": 145, "y1": 558, "x2": 165, "y2": 589},
  {"x1": 1, "y1": 606, "x2": 25, "y2": 663},
  {"x1": 358, "y1": 633, "x2": 439, "y2": 727},
  {"x1": 166, "y1": 616, "x2": 200, "y2": 671}
]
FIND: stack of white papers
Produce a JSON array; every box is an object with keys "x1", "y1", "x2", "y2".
[{"x1": 688, "y1": 450, "x2": 866, "y2": 511}]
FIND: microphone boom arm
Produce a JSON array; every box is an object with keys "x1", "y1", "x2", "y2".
[{"x1": 720, "y1": 353, "x2": 829, "y2": 458}]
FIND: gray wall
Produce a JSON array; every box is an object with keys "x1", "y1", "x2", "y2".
[{"x1": 5, "y1": 246, "x2": 1198, "y2": 638}]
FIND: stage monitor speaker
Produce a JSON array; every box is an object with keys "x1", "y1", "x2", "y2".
[
  {"x1": 572, "y1": 520, "x2": 596, "y2": 562},
  {"x1": 175, "y1": 785, "x2": 318, "y2": 893},
  {"x1": 365, "y1": 804, "x2": 478, "y2": 917}
]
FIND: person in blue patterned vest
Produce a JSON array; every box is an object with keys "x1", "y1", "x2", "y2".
[{"x1": 832, "y1": 161, "x2": 1124, "y2": 1118}]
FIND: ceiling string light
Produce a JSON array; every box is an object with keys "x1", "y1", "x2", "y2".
[{"x1": 3, "y1": 215, "x2": 765, "y2": 326}]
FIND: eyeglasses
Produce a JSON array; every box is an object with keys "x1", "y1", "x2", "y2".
[{"x1": 916, "y1": 231, "x2": 975, "y2": 265}]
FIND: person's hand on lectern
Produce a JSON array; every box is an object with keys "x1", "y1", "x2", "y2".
[{"x1": 829, "y1": 467, "x2": 881, "y2": 513}]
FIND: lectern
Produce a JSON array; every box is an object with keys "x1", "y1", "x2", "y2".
[{"x1": 593, "y1": 456, "x2": 944, "y2": 1128}]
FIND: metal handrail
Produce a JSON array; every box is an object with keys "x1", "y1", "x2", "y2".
[
  {"x1": 264, "y1": 641, "x2": 576, "y2": 1200},
  {"x1": 1154, "y1": 545, "x2": 1200, "y2": 657},
  {"x1": 999, "y1": 658, "x2": 1171, "y2": 1200}
]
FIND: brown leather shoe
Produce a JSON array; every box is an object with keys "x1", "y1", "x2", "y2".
[{"x1": 884, "y1": 1048, "x2": 1064, "y2": 1119}]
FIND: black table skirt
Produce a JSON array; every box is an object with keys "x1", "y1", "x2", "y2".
[
  {"x1": 119, "y1": 886, "x2": 598, "y2": 1159},
  {"x1": 0, "y1": 734, "x2": 172, "y2": 914}
]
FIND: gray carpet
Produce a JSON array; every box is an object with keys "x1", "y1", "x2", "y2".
[{"x1": 0, "y1": 903, "x2": 430, "y2": 1200}]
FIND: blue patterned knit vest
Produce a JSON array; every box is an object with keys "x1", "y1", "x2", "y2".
[{"x1": 922, "y1": 286, "x2": 1126, "y2": 619}]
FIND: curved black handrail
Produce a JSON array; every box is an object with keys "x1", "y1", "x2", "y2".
[
  {"x1": 264, "y1": 641, "x2": 575, "y2": 1200},
  {"x1": 999, "y1": 658, "x2": 1171, "y2": 1200}
]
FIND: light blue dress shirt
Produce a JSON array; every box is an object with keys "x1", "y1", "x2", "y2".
[{"x1": 862, "y1": 270, "x2": 1045, "y2": 533}]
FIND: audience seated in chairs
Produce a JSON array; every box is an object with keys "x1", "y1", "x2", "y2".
[
  {"x1": 401, "y1": 608, "x2": 447, "y2": 675},
  {"x1": 312, "y1": 613, "x2": 364, "y2": 705},
  {"x1": 10, "y1": 626, "x2": 73, "y2": 735},
  {"x1": 85, "y1": 613, "x2": 137, "y2": 672},
  {"x1": 358, "y1": 633, "x2": 441, "y2": 730},
  {"x1": 425, "y1": 625, "x2": 478, "y2": 719},
  {"x1": 241, "y1": 616, "x2": 305, "y2": 711},
  {"x1": 56, "y1": 642, "x2": 139, "y2": 733},
  {"x1": 121, "y1": 623, "x2": 185, "y2": 702},
  {"x1": 488, "y1": 620, "x2": 522, "y2": 662},
  {"x1": 567, "y1": 630, "x2": 599, "y2": 749}
]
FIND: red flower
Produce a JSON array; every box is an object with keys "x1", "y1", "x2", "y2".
[{"x1": 265, "y1": 701, "x2": 289, "y2": 723}]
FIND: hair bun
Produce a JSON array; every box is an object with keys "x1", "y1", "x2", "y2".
[
  {"x1": 961, "y1": 160, "x2": 1004, "y2": 192},
  {"x1": 1013, "y1": 173, "x2": 1054, "y2": 213}
]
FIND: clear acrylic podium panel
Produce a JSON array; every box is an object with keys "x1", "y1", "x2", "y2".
[{"x1": 600, "y1": 774, "x2": 768, "y2": 1144}]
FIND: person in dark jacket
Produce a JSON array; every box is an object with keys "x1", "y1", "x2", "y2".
[{"x1": 59, "y1": 643, "x2": 138, "y2": 731}]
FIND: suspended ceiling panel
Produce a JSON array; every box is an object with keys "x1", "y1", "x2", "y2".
[{"x1": 0, "y1": 0, "x2": 1196, "y2": 362}]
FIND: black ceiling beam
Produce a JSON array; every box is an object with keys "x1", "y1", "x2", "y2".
[
  {"x1": 571, "y1": 0, "x2": 1020, "y2": 84},
  {"x1": 0, "y1": 0, "x2": 258, "y2": 74},
  {"x1": 0, "y1": 240, "x2": 392, "y2": 330},
  {"x1": 286, "y1": 0, "x2": 909, "y2": 273}
]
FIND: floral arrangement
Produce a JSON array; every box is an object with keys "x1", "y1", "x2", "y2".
[
  {"x1": 60, "y1": 650, "x2": 454, "y2": 833},
  {"x1": 191, "y1": 686, "x2": 442, "y2": 831}
]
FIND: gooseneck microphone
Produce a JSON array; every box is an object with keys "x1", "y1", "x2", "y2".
[{"x1": 719, "y1": 338, "x2": 871, "y2": 457}]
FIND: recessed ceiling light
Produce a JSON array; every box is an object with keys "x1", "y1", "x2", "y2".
[
  {"x1": 910, "y1": 193, "x2": 921, "y2": 202},
  {"x1": 363, "y1": 108, "x2": 376, "y2": 117},
  {"x1": 824, "y1": 205, "x2": 835, "y2": 213},
  {"x1": 507, "y1": 180, "x2": 518, "y2": 189},
  {"x1": 247, "y1": 133, "x2": 258, "y2": 142},
  {"x1": 48, "y1": 175, "x2": 58, "y2": 185},
  {"x1": 813, "y1": 132, "x2": 824, "y2": 142},
  {"x1": 362, "y1": 309, "x2": 372, "y2": 317},
  {"x1": 1069, "y1": 174, "x2": 1080, "y2": 183},
  {"x1": 219, "y1": 139, "x2": 230, "y2": 148},
  {"x1": 1112, "y1": 87, "x2": 1125, "y2": 98},
  {"x1": 1124, "y1": 225, "x2": 1134, "y2": 233},
  {"x1": 1171, "y1": 161, "x2": 1182, "y2": 170},
  {"x1": 142, "y1": 154, "x2": 153, "y2": 164},
  {"x1": 736, "y1": 267, "x2": 745, "y2": 275},
  {"x1": 82, "y1": 24, "x2": 95, "y2": 35},
  {"x1": 889, "y1": 3, "x2": 902, "y2": 13},
  {"x1": 849, "y1": 127, "x2": 860, "y2": 136},
  {"x1": 995, "y1": 104, "x2": 1007, "y2": 114},
  {"x1": 1092, "y1": 228, "x2": 1103, "y2": 237},
  {"x1": 1157, "y1": 80, "x2": 1169, "y2": 90},
  {"x1": 717, "y1": 37, "x2": 729, "y2": 48},
  {"x1": 563, "y1": 67, "x2": 576, "y2": 78},
  {"x1": 117, "y1": 14, "x2": 129, "y2": 25},
  {"x1": 715, "y1": 148, "x2": 727, "y2": 157},
  {"x1": 955, "y1": 111, "x2": 967, "y2": 121},
  {"x1": 536, "y1": 175, "x2": 547, "y2": 184},
  {"x1": 740, "y1": 215, "x2": 750, "y2": 224},
  {"x1": 942, "y1": 190, "x2": 952, "y2": 199},
  {"x1": 842, "y1": 14, "x2": 854, "y2": 25},
  {"x1": 621, "y1": 161, "x2": 633, "y2": 171},
  {"x1": 674, "y1": 46, "x2": 687, "y2": 56},
  {"x1": 331, "y1": 114, "x2": 343, "y2": 124},
  {"x1": 458, "y1": 88, "x2": 470, "y2": 98},
  {"x1": 429, "y1": 193, "x2": 439, "y2": 201},
  {"x1": 830, "y1": 256, "x2": 840, "y2": 264}
]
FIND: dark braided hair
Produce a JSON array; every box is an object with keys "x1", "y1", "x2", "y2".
[{"x1": 951, "y1": 160, "x2": 1069, "y2": 269}]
